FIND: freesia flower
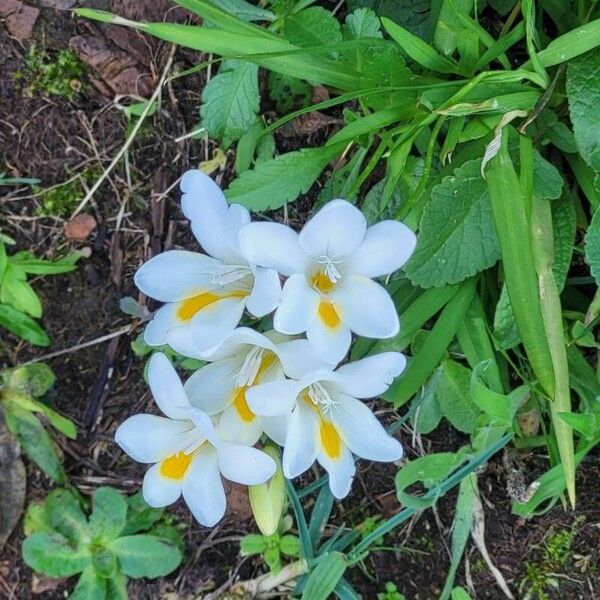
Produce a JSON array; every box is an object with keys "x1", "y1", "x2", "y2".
[
  {"x1": 245, "y1": 351, "x2": 406, "y2": 498},
  {"x1": 115, "y1": 352, "x2": 276, "y2": 526},
  {"x1": 184, "y1": 327, "x2": 329, "y2": 447},
  {"x1": 239, "y1": 200, "x2": 416, "y2": 364},
  {"x1": 135, "y1": 170, "x2": 281, "y2": 357}
]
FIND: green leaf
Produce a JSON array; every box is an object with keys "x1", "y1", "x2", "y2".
[
  {"x1": 92, "y1": 548, "x2": 118, "y2": 579},
  {"x1": 279, "y1": 534, "x2": 301, "y2": 556},
  {"x1": 110, "y1": 535, "x2": 182, "y2": 578},
  {"x1": 22, "y1": 532, "x2": 90, "y2": 577},
  {"x1": 90, "y1": 487, "x2": 128, "y2": 542},
  {"x1": 532, "y1": 151, "x2": 563, "y2": 200},
  {"x1": 558, "y1": 412, "x2": 598, "y2": 440},
  {"x1": 200, "y1": 59, "x2": 259, "y2": 148},
  {"x1": 551, "y1": 194, "x2": 576, "y2": 290},
  {"x1": 225, "y1": 144, "x2": 343, "y2": 211},
  {"x1": 585, "y1": 208, "x2": 600, "y2": 285},
  {"x1": 263, "y1": 545, "x2": 281, "y2": 573},
  {"x1": 267, "y1": 72, "x2": 312, "y2": 114},
  {"x1": 412, "y1": 369, "x2": 443, "y2": 434},
  {"x1": 9, "y1": 255, "x2": 78, "y2": 275},
  {"x1": 105, "y1": 571, "x2": 128, "y2": 600},
  {"x1": 406, "y1": 159, "x2": 500, "y2": 288},
  {"x1": 567, "y1": 47, "x2": 600, "y2": 171},
  {"x1": 70, "y1": 568, "x2": 107, "y2": 600},
  {"x1": 284, "y1": 7, "x2": 342, "y2": 48},
  {"x1": 0, "y1": 269, "x2": 42, "y2": 317},
  {"x1": 308, "y1": 484, "x2": 335, "y2": 549},
  {"x1": 44, "y1": 488, "x2": 90, "y2": 543},
  {"x1": 342, "y1": 8, "x2": 383, "y2": 39},
  {"x1": 5, "y1": 363, "x2": 55, "y2": 397},
  {"x1": 207, "y1": 0, "x2": 274, "y2": 22},
  {"x1": 11, "y1": 395, "x2": 77, "y2": 440},
  {"x1": 3, "y1": 404, "x2": 65, "y2": 483},
  {"x1": 240, "y1": 533, "x2": 267, "y2": 555},
  {"x1": 0, "y1": 302, "x2": 50, "y2": 345},
  {"x1": 436, "y1": 360, "x2": 480, "y2": 434},
  {"x1": 122, "y1": 492, "x2": 164, "y2": 536},
  {"x1": 493, "y1": 285, "x2": 520, "y2": 350},
  {"x1": 301, "y1": 552, "x2": 347, "y2": 600}
]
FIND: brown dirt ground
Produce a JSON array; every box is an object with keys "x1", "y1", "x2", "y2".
[{"x1": 1, "y1": 3, "x2": 600, "y2": 600}]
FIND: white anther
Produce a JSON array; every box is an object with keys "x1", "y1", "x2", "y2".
[{"x1": 317, "y1": 255, "x2": 342, "y2": 284}]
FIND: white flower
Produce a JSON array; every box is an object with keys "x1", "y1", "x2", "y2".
[
  {"x1": 245, "y1": 351, "x2": 406, "y2": 499},
  {"x1": 115, "y1": 353, "x2": 276, "y2": 527},
  {"x1": 135, "y1": 170, "x2": 282, "y2": 357},
  {"x1": 184, "y1": 327, "x2": 329, "y2": 447},
  {"x1": 239, "y1": 199, "x2": 416, "y2": 364}
]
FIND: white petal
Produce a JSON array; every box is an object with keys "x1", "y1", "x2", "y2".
[
  {"x1": 262, "y1": 415, "x2": 288, "y2": 446},
  {"x1": 142, "y1": 463, "x2": 182, "y2": 507},
  {"x1": 188, "y1": 296, "x2": 247, "y2": 353},
  {"x1": 134, "y1": 250, "x2": 217, "y2": 302},
  {"x1": 217, "y1": 443, "x2": 276, "y2": 485},
  {"x1": 246, "y1": 379, "x2": 300, "y2": 417},
  {"x1": 186, "y1": 407, "x2": 219, "y2": 446},
  {"x1": 334, "y1": 394, "x2": 404, "y2": 461},
  {"x1": 239, "y1": 222, "x2": 307, "y2": 275},
  {"x1": 246, "y1": 267, "x2": 281, "y2": 317},
  {"x1": 318, "y1": 442, "x2": 356, "y2": 500},
  {"x1": 332, "y1": 275, "x2": 399, "y2": 338},
  {"x1": 181, "y1": 446, "x2": 226, "y2": 527},
  {"x1": 333, "y1": 352, "x2": 406, "y2": 398},
  {"x1": 282, "y1": 403, "x2": 319, "y2": 479},
  {"x1": 115, "y1": 415, "x2": 196, "y2": 463},
  {"x1": 306, "y1": 317, "x2": 352, "y2": 366},
  {"x1": 165, "y1": 326, "x2": 209, "y2": 360},
  {"x1": 144, "y1": 303, "x2": 179, "y2": 347},
  {"x1": 148, "y1": 353, "x2": 190, "y2": 419},
  {"x1": 273, "y1": 274, "x2": 319, "y2": 335},
  {"x1": 184, "y1": 357, "x2": 239, "y2": 414},
  {"x1": 276, "y1": 339, "x2": 334, "y2": 379},
  {"x1": 348, "y1": 221, "x2": 417, "y2": 278},
  {"x1": 299, "y1": 200, "x2": 366, "y2": 258},
  {"x1": 219, "y1": 403, "x2": 263, "y2": 446}
]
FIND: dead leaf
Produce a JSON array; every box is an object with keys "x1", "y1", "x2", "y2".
[
  {"x1": 0, "y1": 0, "x2": 39, "y2": 41},
  {"x1": 279, "y1": 112, "x2": 340, "y2": 138},
  {"x1": 31, "y1": 573, "x2": 66, "y2": 595},
  {"x1": 0, "y1": 415, "x2": 26, "y2": 551},
  {"x1": 64, "y1": 214, "x2": 97, "y2": 241},
  {"x1": 518, "y1": 409, "x2": 540, "y2": 437}
]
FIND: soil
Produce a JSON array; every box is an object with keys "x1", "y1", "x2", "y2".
[{"x1": 1, "y1": 3, "x2": 599, "y2": 600}]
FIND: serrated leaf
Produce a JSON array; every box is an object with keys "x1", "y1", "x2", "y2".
[
  {"x1": 225, "y1": 144, "x2": 343, "y2": 211},
  {"x1": 0, "y1": 302, "x2": 50, "y2": 346},
  {"x1": 22, "y1": 532, "x2": 91, "y2": 577},
  {"x1": 284, "y1": 7, "x2": 342, "y2": 48},
  {"x1": 90, "y1": 487, "x2": 128, "y2": 542},
  {"x1": 110, "y1": 535, "x2": 182, "y2": 578},
  {"x1": 436, "y1": 360, "x2": 480, "y2": 434},
  {"x1": 586, "y1": 207, "x2": 600, "y2": 285},
  {"x1": 406, "y1": 159, "x2": 500, "y2": 288},
  {"x1": 567, "y1": 47, "x2": 600, "y2": 171},
  {"x1": 342, "y1": 8, "x2": 382, "y2": 39},
  {"x1": 200, "y1": 59, "x2": 259, "y2": 148}
]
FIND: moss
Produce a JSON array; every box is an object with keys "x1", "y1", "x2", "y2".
[{"x1": 34, "y1": 168, "x2": 101, "y2": 217}]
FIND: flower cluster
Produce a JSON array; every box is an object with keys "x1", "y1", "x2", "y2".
[{"x1": 116, "y1": 170, "x2": 416, "y2": 526}]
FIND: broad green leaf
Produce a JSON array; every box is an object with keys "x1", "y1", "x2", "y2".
[
  {"x1": 90, "y1": 487, "x2": 128, "y2": 542},
  {"x1": 567, "y1": 48, "x2": 600, "y2": 168},
  {"x1": 240, "y1": 533, "x2": 267, "y2": 555},
  {"x1": 434, "y1": 0, "x2": 473, "y2": 58},
  {"x1": 558, "y1": 412, "x2": 598, "y2": 440},
  {"x1": 301, "y1": 552, "x2": 347, "y2": 600},
  {"x1": 3, "y1": 404, "x2": 65, "y2": 483},
  {"x1": 537, "y1": 18, "x2": 600, "y2": 67},
  {"x1": 45, "y1": 488, "x2": 90, "y2": 543},
  {"x1": 327, "y1": 106, "x2": 406, "y2": 146},
  {"x1": 207, "y1": 0, "x2": 274, "y2": 22},
  {"x1": 279, "y1": 534, "x2": 300, "y2": 556},
  {"x1": 552, "y1": 194, "x2": 576, "y2": 289},
  {"x1": 452, "y1": 587, "x2": 474, "y2": 600},
  {"x1": 92, "y1": 548, "x2": 118, "y2": 579},
  {"x1": 0, "y1": 302, "x2": 49, "y2": 346},
  {"x1": 284, "y1": 7, "x2": 342, "y2": 48},
  {"x1": 0, "y1": 268, "x2": 42, "y2": 317},
  {"x1": 342, "y1": 8, "x2": 383, "y2": 39},
  {"x1": 10, "y1": 395, "x2": 76, "y2": 440},
  {"x1": 110, "y1": 535, "x2": 182, "y2": 578},
  {"x1": 406, "y1": 159, "x2": 499, "y2": 288},
  {"x1": 267, "y1": 72, "x2": 312, "y2": 114},
  {"x1": 22, "y1": 532, "x2": 91, "y2": 577},
  {"x1": 105, "y1": 571, "x2": 128, "y2": 600},
  {"x1": 395, "y1": 452, "x2": 467, "y2": 509},
  {"x1": 200, "y1": 60, "x2": 259, "y2": 148},
  {"x1": 436, "y1": 360, "x2": 480, "y2": 434},
  {"x1": 493, "y1": 285, "x2": 520, "y2": 350},
  {"x1": 585, "y1": 208, "x2": 600, "y2": 285},
  {"x1": 225, "y1": 144, "x2": 343, "y2": 211},
  {"x1": 532, "y1": 151, "x2": 563, "y2": 200},
  {"x1": 121, "y1": 492, "x2": 164, "y2": 536},
  {"x1": 412, "y1": 368, "x2": 443, "y2": 434},
  {"x1": 5, "y1": 363, "x2": 55, "y2": 397},
  {"x1": 70, "y1": 568, "x2": 107, "y2": 600}
]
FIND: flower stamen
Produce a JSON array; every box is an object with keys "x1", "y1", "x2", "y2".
[
  {"x1": 316, "y1": 255, "x2": 342, "y2": 284},
  {"x1": 210, "y1": 264, "x2": 253, "y2": 286},
  {"x1": 307, "y1": 382, "x2": 340, "y2": 415}
]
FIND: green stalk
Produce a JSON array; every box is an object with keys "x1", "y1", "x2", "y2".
[{"x1": 484, "y1": 133, "x2": 555, "y2": 397}]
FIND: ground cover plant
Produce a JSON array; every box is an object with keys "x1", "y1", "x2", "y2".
[{"x1": 1, "y1": 0, "x2": 600, "y2": 598}]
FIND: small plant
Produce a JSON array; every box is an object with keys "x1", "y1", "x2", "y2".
[
  {"x1": 34, "y1": 168, "x2": 101, "y2": 217},
  {"x1": 19, "y1": 45, "x2": 86, "y2": 100},
  {"x1": 0, "y1": 235, "x2": 80, "y2": 345},
  {"x1": 377, "y1": 582, "x2": 406, "y2": 600},
  {"x1": 240, "y1": 515, "x2": 300, "y2": 574},
  {"x1": 23, "y1": 488, "x2": 183, "y2": 599},
  {"x1": 1, "y1": 363, "x2": 76, "y2": 483}
]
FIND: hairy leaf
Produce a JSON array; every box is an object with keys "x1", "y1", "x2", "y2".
[
  {"x1": 22, "y1": 532, "x2": 90, "y2": 577},
  {"x1": 586, "y1": 208, "x2": 600, "y2": 285},
  {"x1": 284, "y1": 7, "x2": 342, "y2": 48},
  {"x1": 110, "y1": 535, "x2": 182, "y2": 578}
]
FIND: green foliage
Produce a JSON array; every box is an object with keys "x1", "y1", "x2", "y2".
[
  {"x1": 377, "y1": 582, "x2": 406, "y2": 600},
  {"x1": 267, "y1": 72, "x2": 312, "y2": 114},
  {"x1": 19, "y1": 45, "x2": 86, "y2": 100},
  {"x1": 23, "y1": 488, "x2": 183, "y2": 599},
  {"x1": 284, "y1": 7, "x2": 342, "y2": 48},
  {"x1": 1, "y1": 363, "x2": 75, "y2": 483},
  {"x1": 586, "y1": 208, "x2": 600, "y2": 285},
  {"x1": 34, "y1": 168, "x2": 101, "y2": 216}
]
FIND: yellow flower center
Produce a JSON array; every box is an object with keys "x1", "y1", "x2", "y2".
[
  {"x1": 160, "y1": 451, "x2": 193, "y2": 480},
  {"x1": 177, "y1": 290, "x2": 248, "y2": 322}
]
